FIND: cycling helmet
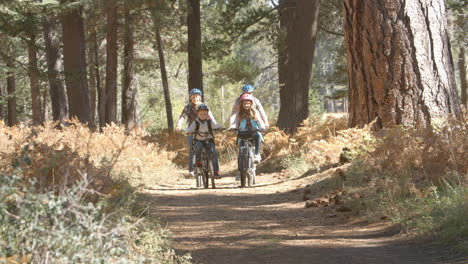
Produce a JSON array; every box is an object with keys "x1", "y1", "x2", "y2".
[
  {"x1": 240, "y1": 93, "x2": 254, "y2": 102},
  {"x1": 189, "y1": 88, "x2": 202, "y2": 96},
  {"x1": 241, "y1": 84, "x2": 254, "y2": 93},
  {"x1": 197, "y1": 103, "x2": 209, "y2": 111}
]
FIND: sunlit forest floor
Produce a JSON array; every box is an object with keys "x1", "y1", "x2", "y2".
[{"x1": 145, "y1": 164, "x2": 465, "y2": 264}]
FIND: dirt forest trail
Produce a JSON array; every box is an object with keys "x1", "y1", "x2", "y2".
[{"x1": 144, "y1": 167, "x2": 462, "y2": 264}]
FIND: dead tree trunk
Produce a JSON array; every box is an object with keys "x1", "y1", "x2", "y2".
[
  {"x1": 277, "y1": 0, "x2": 321, "y2": 133},
  {"x1": 343, "y1": 0, "x2": 461, "y2": 128},
  {"x1": 43, "y1": 14, "x2": 69, "y2": 122}
]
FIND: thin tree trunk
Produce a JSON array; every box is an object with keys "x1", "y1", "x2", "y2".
[
  {"x1": 43, "y1": 89, "x2": 51, "y2": 122},
  {"x1": 0, "y1": 85, "x2": 4, "y2": 121},
  {"x1": 187, "y1": 0, "x2": 203, "y2": 94},
  {"x1": 105, "y1": 0, "x2": 118, "y2": 125},
  {"x1": 6, "y1": 60, "x2": 17, "y2": 126},
  {"x1": 88, "y1": 23, "x2": 98, "y2": 127},
  {"x1": 344, "y1": 0, "x2": 460, "y2": 128},
  {"x1": 122, "y1": 8, "x2": 140, "y2": 129},
  {"x1": 277, "y1": 0, "x2": 321, "y2": 133},
  {"x1": 460, "y1": 47, "x2": 467, "y2": 107},
  {"x1": 28, "y1": 32, "x2": 43, "y2": 125},
  {"x1": 43, "y1": 14, "x2": 68, "y2": 122},
  {"x1": 61, "y1": 2, "x2": 91, "y2": 124},
  {"x1": 155, "y1": 26, "x2": 174, "y2": 130},
  {"x1": 93, "y1": 31, "x2": 105, "y2": 129}
]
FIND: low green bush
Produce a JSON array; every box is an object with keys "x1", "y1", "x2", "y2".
[{"x1": 0, "y1": 173, "x2": 191, "y2": 264}]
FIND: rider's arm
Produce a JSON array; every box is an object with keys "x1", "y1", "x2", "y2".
[
  {"x1": 185, "y1": 120, "x2": 197, "y2": 134},
  {"x1": 255, "y1": 116, "x2": 266, "y2": 131},
  {"x1": 254, "y1": 98, "x2": 269, "y2": 128},
  {"x1": 208, "y1": 110, "x2": 218, "y2": 125},
  {"x1": 176, "y1": 108, "x2": 188, "y2": 130},
  {"x1": 229, "y1": 113, "x2": 239, "y2": 129}
]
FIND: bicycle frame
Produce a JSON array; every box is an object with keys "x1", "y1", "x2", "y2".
[
  {"x1": 192, "y1": 139, "x2": 216, "y2": 189},
  {"x1": 237, "y1": 133, "x2": 257, "y2": 187}
]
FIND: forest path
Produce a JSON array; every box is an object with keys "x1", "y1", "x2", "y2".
[{"x1": 144, "y1": 167, "x2": 459, "y2": 264}]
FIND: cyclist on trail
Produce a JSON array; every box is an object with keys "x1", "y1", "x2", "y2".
[
  {"x1": 186, "y1": 104, "x2": 221, "y2": 179},
  {"x1": 176, "y1": 89, "x2": 217, "y2": 177},
  {"x1": 230, "y1": 93, "x2": 266, "y2": 163},
  {"x1": 229, "y1": 84, "x2": 269, "y2": 130}
]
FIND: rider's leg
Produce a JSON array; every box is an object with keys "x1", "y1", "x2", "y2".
[
  {"x1": 254, "y1": 132, "x2": 261, "y2": 155},
  {"x1": 188, "y1": 135, "x2": 195, "y2": 173},
  {"x1": 210, "y1": 142, "x2": 220, "y2": 175},
  {"x1": 194, "y1": 140, "x2": 204, "y2": 167}
]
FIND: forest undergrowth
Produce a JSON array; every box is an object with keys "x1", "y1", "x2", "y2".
[
  {"x1": 0, "y1": 121, "x2": 190, "y2": 263},
  {"x1": 1, "y1": 113, "x2": 467, "y2": 261}
]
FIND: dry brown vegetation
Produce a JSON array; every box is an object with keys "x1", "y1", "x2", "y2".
[{"x1": 0, "y1": 120, "x2": 176, "y2": 194}]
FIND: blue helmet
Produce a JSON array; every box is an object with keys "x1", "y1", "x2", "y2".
[
  {"x1": 197, "y1": 103, "x2": 209, "y2": 111},
  {"x1": 242, "y1": 84, "x2": 254, "y2": 93},
  {"x1": 189, "y1": 88, "x2": 202, "y2": 96}
]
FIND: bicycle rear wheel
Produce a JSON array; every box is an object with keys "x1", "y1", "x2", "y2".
[{"x1": 195, "y1": 168, "x2": 203, "y2": 188}]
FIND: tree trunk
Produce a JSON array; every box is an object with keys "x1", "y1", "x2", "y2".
[
  {"x1": 0, "y1": 85, "x2": 4, "y2": 121},
  {"x1": 88, "y1": 23, "x2": 98, "y2": 128},
  {"x1": 61, "y1": 2, "x2": 91, "y2": 124},
  {"x1": 43, "y1": 14, "x2": 69, "y2": 122},
  {"x1": 93, "y1": 30, "x2": 105, "y2": 130},
  {"x1": 343, "y1": 0, "x2": 461, "y2": 128},
  {"x1": 155, "y1": 26, "x2": 174, "y2": 130},
  {"x1": 187, "y1": 0, "x2": 203, "y2": 94},
  {"x1": 460, "y1": 47, "x2": 467, "y2": 107},
  {"x1": 6, "y1": 60, "x2": 17, "y2": 126},
  {"x1": 42, "y1": 89, "x2": 50, "y2": 122},
  {"x1": 277, "y1": 0, "x2": 321, "y2": 133},
  {"x1": 105, "y1": 0, "x2": 118, "y2": 125},
  {"x1": 122, "y1": 8, "x2": 140, "y2": 129},
  {"x1": 28, "y1": 32, "x2": 43, "y2": 126}
]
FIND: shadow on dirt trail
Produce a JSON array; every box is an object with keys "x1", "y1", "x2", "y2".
[{"x1": 143, "y1": 173, "x2": 466, "y2": 264}]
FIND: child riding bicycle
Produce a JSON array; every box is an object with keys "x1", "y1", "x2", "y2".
[
  {"x1": 186, "y1": 104, "x2": 222, "y2": 179},
  {"x1": 230, "y1": 93, "x2": 266, "y2": 163},
  {"x1": 176, "y1": 89, "x2": 217, "y2": 177}
]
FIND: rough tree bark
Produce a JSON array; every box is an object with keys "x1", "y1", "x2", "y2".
[
  {"x1": 61, "y1": 2, "x2": 91, "y2": 124},
  {"x1": 277, "y1": 0, "x2": 321, "y2": 133},
  {"x1": 43, "y1": 14, "x2": 69, "y2": 122},
  {"x1": 6, "y1": 60, "x2": 17, "y2": 126},
  {"x1": 105, "y1": 0, "x2": 118, "y2": 125},
  {"x1": 28, "y1": 32, "x2": 43, "y2": 125},
  {"x1": 343, "y1": 0, "x2": 461, "y2": 128},
  {"x1": 122, "y1": 8, "x2": 140, "y2": 129},
  {"x1": 187, "y1": 0, "x2": 203, "y2": 93}
]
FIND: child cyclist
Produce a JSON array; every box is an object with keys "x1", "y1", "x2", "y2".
[
  {"x1": 229, "y1": 84, "x2": 269, "y2": 130},
  {"x1": 230, "y1": 93, "x2": 266, "y2": 163},
  {"x1": 176, "y1": 88, "x2": 217, "y2": 177},
  {"x1": 186, "y1": 104, "x2": 221, "y2": 178}
]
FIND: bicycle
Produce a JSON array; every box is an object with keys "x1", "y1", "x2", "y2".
[
  {"x1": 232, "y1": 128, "x2": 259, "y2": 187},
  {"x1": 186, "y1": 130, "x2": 222, "y2": 189}
]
